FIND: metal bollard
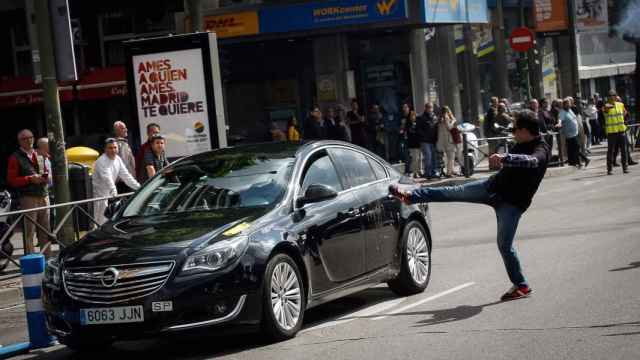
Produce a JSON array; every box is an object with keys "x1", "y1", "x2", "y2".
[{"x1": 21, "y1": 254, "x2": 57, "y2": 349}]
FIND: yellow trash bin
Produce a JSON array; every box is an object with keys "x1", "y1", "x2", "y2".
[{"x1": 65, "y1": 146, "x2": 100, "y2": 174}]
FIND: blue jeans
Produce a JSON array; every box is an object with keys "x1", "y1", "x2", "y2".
[
  {"x1": 421, "y1": 142, "x2": 438, "y2": 177},
  {"x1": 411, "y1": 179, "x2": 528, "y2": 286}
]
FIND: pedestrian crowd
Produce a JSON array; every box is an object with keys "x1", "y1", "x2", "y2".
[
  {"x1": 271, "y1": 99, "x2": 468, "y2": 180},
  {"x1": 5, "y1": 90, "x2": 637, "y2": 256},
  {"x1": 5, "y1": 121, "x2": 171, "y2": 254}
]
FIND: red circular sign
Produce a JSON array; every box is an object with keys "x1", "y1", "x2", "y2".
[{"x1": 509, "y1": 27, "x2": 535, "y2": 52}]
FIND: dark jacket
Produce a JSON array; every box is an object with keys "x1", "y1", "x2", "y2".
[
  {"x1": 7, "y1": 150, "x2": 48, "y2": 197},
  {"x1": 406, "y1": 120, "x2": 421, "y2": 149},
  {"x1": 417, "y1": 112, "x2": 438, "y2": 144},
  {"x1": 488, "y1": 137, "x2": 550, "y2": 211},
  {"x1": 324, "y1": 116, "x2": 339, "y2": 140},
  {"x1": 484, "y1": 106, "x2": 498, "y2": 137},
  {"x1": 304, "y1": 117, "x2": 325, "y2": 140}
]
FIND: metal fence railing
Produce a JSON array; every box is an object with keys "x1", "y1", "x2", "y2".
[{"x1": 0, "y1": 193, "x2": 132, "y2": 270}]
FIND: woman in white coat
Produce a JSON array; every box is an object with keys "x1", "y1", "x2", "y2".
[
  {"x1": 436, "y1": 106, "x2": 460, "y2": 177},
  {"x1": 92, "y1": 138, "x2": 141, "y2": 225}
]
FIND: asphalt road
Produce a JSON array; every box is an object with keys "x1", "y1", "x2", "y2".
[{"x1": 2, "y1": 162, "x2": 639, "y2": 360}]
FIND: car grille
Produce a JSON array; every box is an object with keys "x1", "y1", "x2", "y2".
[{"x1": 62, "y1": 261, "x2": 175, "y2": 304}]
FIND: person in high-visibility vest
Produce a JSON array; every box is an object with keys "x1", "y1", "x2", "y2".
[{"x1": 603, "y1": 90, "x2": 629, "y2": 175}]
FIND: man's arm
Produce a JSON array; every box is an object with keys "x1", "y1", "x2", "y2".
[
  {"x1": 7, "y1": 155, "x2": 32, "y2": 188},
  {"x1": 501, "y1": 146, "x2": 548, "y2": 169},
  {"x1": 117, "y1": 157, "x2": 141, "y2": 190}
]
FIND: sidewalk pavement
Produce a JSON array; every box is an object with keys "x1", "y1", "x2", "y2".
[{"x1": 0, "y1": 144, "x2": 631, "y2": 309}]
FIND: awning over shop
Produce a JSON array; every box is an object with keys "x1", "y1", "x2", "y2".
[
  {"x1": 76, "y1": 66, "x2": 127, "y2": 100},
  {"x1": 579, "y1": 63, "x2": 636, "y2": 79},
  {"x1": 0, "y1": 77, "x2": 73, "y2": 109}
]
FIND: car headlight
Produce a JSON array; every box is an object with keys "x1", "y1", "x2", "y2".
[
  {"x1": 182, "y1": 235, "x2": 249, "y2": 273},
  {"x1": 44, "y1": 256, "x2": 61, "y2": 286}
]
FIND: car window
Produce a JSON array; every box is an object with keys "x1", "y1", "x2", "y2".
[
  {"x1": 329, "y1": 148, "x2": 377, "y2": 188},
  {"x1": 122, "y1": 156, "x2": 294, "y2": 217},
  {"x1": 301, "y1": 155, "x2": 343, "y2": 194},
  {"x1": 368, "y1": 158, "x2": 387, "y2": 180}
]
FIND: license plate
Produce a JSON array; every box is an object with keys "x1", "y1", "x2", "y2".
[{"x1": 80, "y1": 305, "x2": 144, "y2": 325}]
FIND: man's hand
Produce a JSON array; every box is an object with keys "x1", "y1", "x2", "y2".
[
  {"x1": 29, "y1": 175, "x2": 47, "y2": 185},
  {"x1": 489, "y1": 153, "x2": 506, "y2": 170},
  {"x1": 389, "y1": 184, "x2": 412, "y2": 204}
]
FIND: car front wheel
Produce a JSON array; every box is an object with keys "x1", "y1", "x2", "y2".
[
  {"x1": 261, "y1": 254, "x2": 306, "y2": 341},
  {"x1": 388, "y1": 220, "x2": 431, "y2": 296}
]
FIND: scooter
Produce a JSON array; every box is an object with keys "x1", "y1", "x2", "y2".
[
  {"x1": 458, "y1": 123, "x2": 479, "y2": 172},
  {"x1": 493, "y1": 122, "x2": 515, "y2": 154},
  {"x1": 0, "y1": 190, "x2": 15, "y2": 273}
]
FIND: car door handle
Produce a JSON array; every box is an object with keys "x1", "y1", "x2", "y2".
[{"x1": 338, "y1": 208, "x2": 360, "y2": 219}]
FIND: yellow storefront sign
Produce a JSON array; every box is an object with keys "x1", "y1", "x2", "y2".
[{"x1": 203, "y1": 11, "x2": 259, "y2": 39}]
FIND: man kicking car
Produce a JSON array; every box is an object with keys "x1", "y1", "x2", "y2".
[{"x1": 390, "y1": 110, "x2": 551, "y2": 301}]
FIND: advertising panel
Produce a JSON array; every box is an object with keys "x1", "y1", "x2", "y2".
[
  {"x1": 423, "y1": 0, "x2": 489, "y2": 24},
  {"x1": 260, "y1": 0, "x2": 407, "y2": 34},
  {"x1": 203, "y1": 11, "x2": 259, "y2": 38},
  {"x1": 534, "y1": 0, "x2": 568, "y2": 32},
  {"x1": 575, "y1": 0, "x2": 608, "y2": 33},
  {"x1": 125, "y1": 33, "x2": 227, "y2": 159}
]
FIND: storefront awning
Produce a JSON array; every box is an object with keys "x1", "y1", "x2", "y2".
[
  {"x1": 579, "y1": 63, "x2": 636, "y2": 79},
  {"x1": 0, "y1": 77, "x2": 73, "y2": 109},
  {"x1": 76, "y1": 66, "x2": 127, "y2": 100}
]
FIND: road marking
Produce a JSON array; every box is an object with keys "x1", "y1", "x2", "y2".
[
  {"x1": 0, "y1": 304, "x2": 25, "y2": 312},
  {"x1": 372, "y1": 282, "x2": 475, "y2": 320},
  {"x1": 301, "y1": 297, "x2": 406, "y2": 333}
]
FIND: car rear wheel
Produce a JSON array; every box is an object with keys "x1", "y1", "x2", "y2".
[
  {"x1": 261, "y1": 254, "x2": 306, "y2": 341},
  {"x1": 388, "y1": 220, "x2": 431, "y2": 296}
]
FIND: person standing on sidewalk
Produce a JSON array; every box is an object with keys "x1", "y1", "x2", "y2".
[
  {"x1": 136, "y1": 123, "x2": 161, "y2": 181},
  {"x1": 418, "y1": 103, "x2": 439, "y2": 179},
  {"x1": 407, "y1": 110, "x2": 423, "y2": 178},
  {"x1": 141, "y1": 134, "x2": 170, "y2": 183},
  {"x1": 390, "y1": 110, "x2": 550, "y2": 301},
  {"x1": 437, "y1": 106, "x2": 459, "y2": 177},
  {"x1": 93, "y1": 138, "x2": 140, "y2": 225},
  {"x1": 6, "y1": 130, "x2": 51, "y2": 255},
  {"x1": 113, "y1": 121, "x2": 136, "y2": 193},
  {"x1": 559, "y1": 98, "x2": 590, "y2": 168},
  {"x1": 604, "y1": 90, "x2": 629, "y2": 175}
]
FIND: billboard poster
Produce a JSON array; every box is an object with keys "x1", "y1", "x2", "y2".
[
  {"x1": 534, "y1": 0, "x2": 568, "y2": 32},
  {"x1": 132, "y1": 48, "x2": 212, "y2": 157},
  {"x1": 423, "y1": 0, "x2": 489, "y2": 24},
  {"x1": 575, "y1": 0, "x2": 608, "y2": 33},
  {"x1": 260, "y1": 0, "x2": 407, "y2": 34}
]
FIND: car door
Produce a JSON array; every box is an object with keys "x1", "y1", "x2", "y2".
[
  {"x1": 328, "y1": 148, "x2": 395, "y2": 272},
  {"x1": 292, "y1": 151, "x2": 365, "y2": 293}
]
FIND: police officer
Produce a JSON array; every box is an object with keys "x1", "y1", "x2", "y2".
[{"x1": 603, "y1": 90, "x2": 629, "y2": 175}]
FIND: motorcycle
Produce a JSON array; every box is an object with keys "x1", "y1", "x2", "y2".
[{"x1": 0, "y1": 190, "x2": 15, "y2": 273}]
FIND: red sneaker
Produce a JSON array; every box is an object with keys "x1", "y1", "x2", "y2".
[{"x1": 500, "y1": 285, "x2": 532, "y2": 301}]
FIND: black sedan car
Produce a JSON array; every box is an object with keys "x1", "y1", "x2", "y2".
[{"x1": 43, "y1": 141, "x2": 432, "y2": 350}]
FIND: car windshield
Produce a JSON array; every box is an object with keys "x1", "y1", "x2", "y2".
[{"x1": 122, "y1": 154, "x2": 294, "y2": 217}]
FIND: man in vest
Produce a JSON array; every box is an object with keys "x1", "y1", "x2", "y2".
[
  {"x1": 603, "y1": 90, "x2": 629, "y2": 175},
  {"x1": 6, "y1": 129, "x2": 51, "y2": 255}
]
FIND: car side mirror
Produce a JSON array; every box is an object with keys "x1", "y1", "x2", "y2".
[
  {"x1": 104, "y1": 200, "x2": 124, "y2": 220},
  {"x1": 296, "y1": 184, "x2": 338, "y2": 208}
]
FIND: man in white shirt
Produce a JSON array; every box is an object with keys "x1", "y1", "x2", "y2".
[{"x1": 93, "y1": 138, "x2": 140, "y2": 225}]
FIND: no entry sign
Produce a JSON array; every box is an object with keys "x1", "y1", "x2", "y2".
[{"x1": 509, "y1": 27, "x2": 535, "y2": 52}]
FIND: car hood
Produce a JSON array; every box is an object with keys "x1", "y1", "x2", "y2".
[{"x1": 61, "y1": 207, "x2": 270, "y2": 268}]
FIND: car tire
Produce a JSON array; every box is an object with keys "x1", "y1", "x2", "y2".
[
  {"x1": 61, "y1": 335, "x2": 114, "y2": 352},
  {"x1": 388, "y1": 220, "x2": 431, "y2": 296},
  {"x1": 261, "y1": 253, "x2": 306, "y2": 341}
]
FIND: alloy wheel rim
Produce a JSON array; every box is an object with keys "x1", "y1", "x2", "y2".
[
  {"x1": 407, "y1": 227, "x2": 429, "y2": 285},
  {"x1": 270, "y1": 262, "x2": 301, "y2": 330}
]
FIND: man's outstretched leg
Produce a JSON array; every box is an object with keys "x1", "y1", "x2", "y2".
[
  {"x1": 495, "y1": 203, "x2": 531, "y2": 301},
  {"x1": 392, "y1": 179, "x2": 493, "y2": 205}
]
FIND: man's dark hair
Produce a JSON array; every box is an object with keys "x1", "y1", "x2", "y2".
[
  {"x1": 515, "y1": 110, "x2": 540, "y2": 136},
  {"x1": 150, "y1": 134, "x2": 165, "y2": 142},
  {"x1": 147, "y1": 123, "x2": 161, "y2": 132}
]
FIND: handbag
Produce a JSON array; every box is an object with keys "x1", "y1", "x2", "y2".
[{"x1": 450, "y1": 127, "x2": 462, "y2": 144}]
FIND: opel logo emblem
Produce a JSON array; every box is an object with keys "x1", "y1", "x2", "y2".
[{"x1": 101, "y1": 267, "x2": 120, "y2": 288}]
